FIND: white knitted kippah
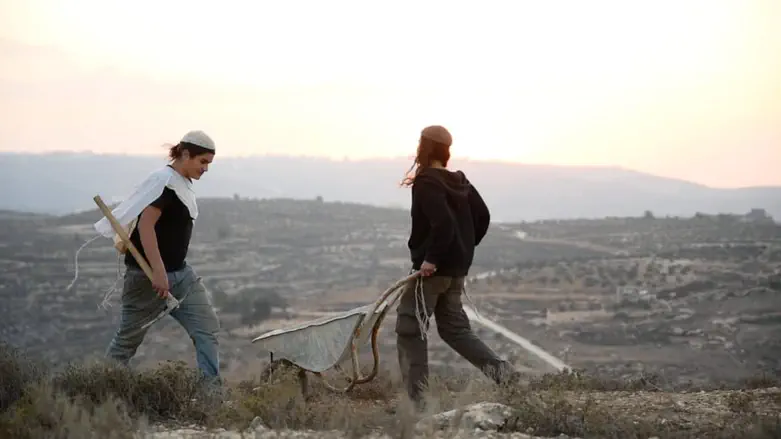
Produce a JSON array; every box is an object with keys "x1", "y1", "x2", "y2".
[{"x1": 180, "y1": 130, "x2": 215, "y2": 151}]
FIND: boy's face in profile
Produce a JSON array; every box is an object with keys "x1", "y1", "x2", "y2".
[{"x1": 181, "y1": 152, "x2": 214, "y2": 180}]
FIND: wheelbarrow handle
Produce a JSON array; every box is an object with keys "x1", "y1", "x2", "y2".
[
  {"x1": 364, "y1": 270, "x2": 422, "y2": 318},
  {"x1": 93, "y1": 195, "x2": 155, "y2": 282}
]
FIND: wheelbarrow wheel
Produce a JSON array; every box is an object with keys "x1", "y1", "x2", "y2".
[
  {"x1": 352, "y1": 306, "x2": 389, "y2": 385},
  {"x1": 320, "y1": 304, "x2": 391, "y2": 389},
  {"x1": 314, "y1": 339, "x2": 361, "y2": 393}
]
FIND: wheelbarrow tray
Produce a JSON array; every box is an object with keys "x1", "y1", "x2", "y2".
[
  {"x1": 251, "y1": 272, "x2": 419, "y2": 392},
  {"x1": 251, "y1": 302, "x2": 388, "y2": 373}
]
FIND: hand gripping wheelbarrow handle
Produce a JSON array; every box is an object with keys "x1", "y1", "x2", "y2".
[{"x1": 93, "y1": 195, "x2": 180, "y2": 329}]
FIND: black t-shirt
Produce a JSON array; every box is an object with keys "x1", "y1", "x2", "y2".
[{"x1": 125, "y1": 186, "x2": 193, "y2": 272}]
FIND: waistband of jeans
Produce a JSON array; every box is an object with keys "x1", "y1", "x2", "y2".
[{"x1": 125, "y1": 264, "x2": 191, "y2": 276}]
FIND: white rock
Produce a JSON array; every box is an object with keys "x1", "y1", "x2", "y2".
[
  {"x1": 249, "y1": 416, "x2": 268, "y2": 432},
  {"x1": 417, "y1": 401, "x2": 515, "y2": 432}
]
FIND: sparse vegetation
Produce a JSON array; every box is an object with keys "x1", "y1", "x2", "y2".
[{"x1": 2, "y1": 343, "x2": 780, "y2": 438}]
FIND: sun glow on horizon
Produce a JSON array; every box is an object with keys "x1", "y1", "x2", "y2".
[{"x1": 1, "y1": 0, "x2": 780, "y2": 187}]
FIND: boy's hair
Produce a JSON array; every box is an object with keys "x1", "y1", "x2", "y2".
[
  {"x1": 167, "y1": 130, "x2": 216, "y2": 160},
  {"x1": 168, "y1": 141, "x2": 215, "y2": 160},
  {"x1": 401, "y1": 138, "x2": 451, "y2": 187}
]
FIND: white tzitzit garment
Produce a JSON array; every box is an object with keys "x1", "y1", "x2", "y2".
[
  {"x1": 67, "y1": 166, "x2": 199, "y2": 308},
  {"x1": 93, "y1": 165, "x2": 199, "y2": 237}
]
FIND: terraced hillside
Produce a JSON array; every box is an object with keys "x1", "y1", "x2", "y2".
[
  {"x1": 2, "y1": 200, "x2": 779, "y2": 387},
  {"x1": 0, "y1": 198, "x2": 607, "y2": 376},
  {"x1": 462, "y1": 216, "x2": 781, "y2": 386}
]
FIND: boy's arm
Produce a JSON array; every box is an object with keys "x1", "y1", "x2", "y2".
[
  {"x1": 468, "y1": 183, "x2": 491, "y2": 246},
  {"x1": 137, "y1": 188, "x2": 173, "y2": 295},
  {"x1": 137, "y1": 206, "x2": 165, "y2": 274}
]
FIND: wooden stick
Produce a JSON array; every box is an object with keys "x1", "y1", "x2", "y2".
[{"x1": 93, "y1": 195, "x2": 155, "y2": 281}]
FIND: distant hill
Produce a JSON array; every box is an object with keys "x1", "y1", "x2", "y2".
[{"x1": 2, "y1": 152, "x2": 779, "y2": 221}]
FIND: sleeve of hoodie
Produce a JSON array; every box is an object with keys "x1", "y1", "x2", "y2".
[
  {"x1": 467, "y1": 181, "x2": 491, "y2": 246},
  {"x1": 413, "y1": 178, "x2": 455, "y2": 266}
]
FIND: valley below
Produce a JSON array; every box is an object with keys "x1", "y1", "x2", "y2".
[{"x1": 2, "y1": 198, "x2": 779, "y2": 390}]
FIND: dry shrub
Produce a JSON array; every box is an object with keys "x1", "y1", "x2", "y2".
[
  {"x1": 497, "y1": 390, "x2": 781, "y2": 438},
  {"x1": 0, "y1": 342, "x2": 47, "y2": 413},
  {"x1": 498, "y1": 390, "x2": 660, "y2": 438},
  {"x1": 742, "y1": 372, "x2": 781, "y2": 390},
  {"x1": 0, "y1": 343, "x2": 218, "y2": 437},
  {"x1": 0, "y1": 380, "x2": 143, "y2": 439},
  {"x1": 52, "y1": 359, "x2": 220, "y2": 422},
  {"x1": 495, "y1": 370, "x2": 781, "y2": 439},
  {"x1": 526, "y1": 368, "x2": 665, "y2": 392},
  {"x1": 222, "y1": 364, "x2": 402, "y2": 436}
]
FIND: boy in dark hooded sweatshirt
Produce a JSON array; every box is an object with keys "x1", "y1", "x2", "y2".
[{"x1": 397, "y1": 125, "x2": 519, "y2": 405}]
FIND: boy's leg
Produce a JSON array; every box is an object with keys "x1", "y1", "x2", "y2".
[
  {"x1": 169, "y1": 266, "x2": 221, "y2": 381},
  {"x1": 105, "y1": 268, "x2": 167, "y2": 366},
  {"x1": 434, "y1": 276, "x2": 518, "y2": 384},
  {"x1": 395, "y1": 275, "x2": 451, "y2": 403}
]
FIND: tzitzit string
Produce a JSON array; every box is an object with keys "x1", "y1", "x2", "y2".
[
  {"x1": 412, "y1": 272, "x2": 484, "y2": 341},
  {"x1": 66, "y1": 235, "x2": 124, "y2": 310},
  {"x1": 65, "y1": 235, "x2": 101, "y2": 292},
  {"x1": 462, "y1": 281, "x2": 483, "y2": 320},
  {"x1": 98, "y1": 253, "x2": 123, "y2": 310},
  {"x1": 414, "y1": 275, "x2": 429, "y2": 340}
]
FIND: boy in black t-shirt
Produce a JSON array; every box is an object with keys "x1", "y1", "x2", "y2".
[
  {"x1": 105, "y1": 131, "x2": 221, "y2": 384},
  {"x1": 125, "y1": 186, "x2": 193, "y2": 274}
]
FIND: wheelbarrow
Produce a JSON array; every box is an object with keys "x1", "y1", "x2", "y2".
[{"x1": 251, "y1": 270, "x2": 421, "y2": 394}]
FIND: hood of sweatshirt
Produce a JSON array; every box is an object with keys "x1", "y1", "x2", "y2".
[{"x1": 414, "y1": 167, "x2": 471, "y2": 199}]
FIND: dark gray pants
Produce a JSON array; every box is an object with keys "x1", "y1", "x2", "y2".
[{"x1": 395, "y1": 275, "x2": 517, "y2": 402}]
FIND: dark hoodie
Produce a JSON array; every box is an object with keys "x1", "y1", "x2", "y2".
[{"x1": 408, "y1": 167, "x2": 491, "y2": 277}]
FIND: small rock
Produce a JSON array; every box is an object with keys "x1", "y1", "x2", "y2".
[
  {"x1": 417, "y1": 401, "x2": 515, "y2": 432},
  {"x1": 249, "y1": 416, "x2": 268, "y2": 431}
]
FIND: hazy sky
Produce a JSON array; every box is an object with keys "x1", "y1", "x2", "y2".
[{"x1": 2, "y1": 0, "x2": 780, "y2": 188}]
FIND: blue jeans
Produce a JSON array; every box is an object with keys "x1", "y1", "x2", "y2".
[{"x1": 105, "y1": 264, "x2": 221, "y2": 380}]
